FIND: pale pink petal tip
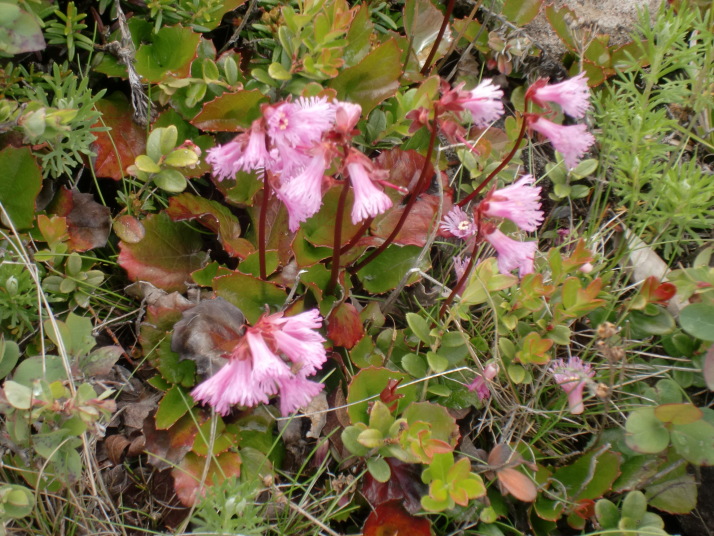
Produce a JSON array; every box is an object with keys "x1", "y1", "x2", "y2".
[
  {"x1": 441, "y1": 206, "x2": 476, "y2": 239},
  {"x1": 530, "y1": 117, "x2": 595, "y2": 170},
  {"x1": 550, "y1": 356, "x2": 595, "y2": 415},
  {"x1": 484, "y1": 228, "x2": 537, "y2": 277},
  {"x1": 533, "y1": 72, "x2": 591, "y2": 119},
  {"x1": 481, "y1": 175, "x2": 544, "y2": 232},
  {"x1": 347, "y1": 152, "x2": 392, "y2": 224}
]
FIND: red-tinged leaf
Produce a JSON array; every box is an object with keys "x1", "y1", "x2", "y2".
[
  {"x1": 404, "y1": 0, "x2": 451, "y2": 69},
  {"x1": 704, "y1": 343, "x2": 714, "y2": 391},
  {"x1": 544, "y1": 4, "x2": 579, "y2": 52},
  {"x1": 113, "y1": 215, "x2": 145, "y2": 244},
  {"x1": 328, "y1": 40, "x2": 403, "y2": 115},
  {"x1": 37, "y1": 215, "x2": 69, "y2": 245},
  {"x1": 0, "y1": 146, "x2": 43, "y2": 229},
  {"x1": 172, "y1": 450, "x2": 241, "y2": 506},
  {"x1": 118, "y1": 212, "x2": 209, "y2": 292},
  {"x1": 497, "y1": 467, "x2": 538, "y2": 502},
  {"x1": 166, "y1": 193, "x2": 254, "y2": 259},
  {"x1": 47, "y1": 188, "x2": 111, "y2": 251},
  {"x1": 191, "y1": 90, "x2": 268, "y2": 131},
  {"x1": 144, "y1": 412, "x2": 201, "y2": 470},
  {"x1": 135, "y1": 25, "x2": 201, "y2": 83},
  {"x1": 327, "y1": 302, "x2": 364, "y2": 349},
  {"x1": 361, "y1": 459, "x2": 425, "y2": 509},
  {"x1": 371, "y1": 193, "x2": 442, "y2": 247},
  {"x1": 91, "y1": 93, "x2": 147, "y2": 180},
  {"x1": 362, "y1": 500, "x2": 431, "y2": 536},
  {"x1": 487, "y1": 443, "x2": 522, "y2": 469},
  {"x1": 300, "y1": 185, "x2": 362, "y2": 248}
]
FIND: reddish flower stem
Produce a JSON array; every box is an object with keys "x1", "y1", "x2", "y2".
[
  {"x1": 457, "y1": 110, "x2": 529, "y2": 207},
  {"x1": 339, "y1": 218, "x2": 372, "y2": 255},
  {"x1": 438, "y1": 231, "x2": 482, "y2": 319},
  {"x1": 420, "y1": 0, "x2": 455, "y2": 75},
  {"x1": 349, "y1": 114, "x2": 440, "y2": 273},
  {"x1": 325, "y1": 178, "x2": 351, "y2": 296},
  {"x1": 259, "y1": 170, "x2": 269, "y2": 280}
]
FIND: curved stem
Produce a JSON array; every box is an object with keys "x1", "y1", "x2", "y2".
[
  {"x1": 420, "y1": 0, "x2": 455, "y2": 75},
  {"x1": 325, "y1": 179, "x2": 351, "y2": 296},
  {"x1": 457, "y1": 111, "x2": 529, "y2": 207},
  {"x1": 438, "y1": 234, "x2": 481, "y2": 319},
  {"x1": 339, "y1": 218, "x2": 372, "y2": 255},
  {"x1": 349, "y1": 116, "x2": 440, "y2": 273},
  {"x1": 259, "y1": 170, "x2": 269, "y2": 280}
]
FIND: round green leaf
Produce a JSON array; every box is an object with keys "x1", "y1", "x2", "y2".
[
  {"x1": 679, "y1": 303, "x2": 714, "y2": 341},
  {"x1": 625, "y1": 407, "x2": 670, "y2": 454},
  {"x1": 153, "y1": 168, "x2": 188, "y2": 193},
  {"x1": 367, "y1": 457, "x2": 391, "y2": 483}
]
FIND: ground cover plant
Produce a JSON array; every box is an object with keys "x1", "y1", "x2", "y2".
[{"x1": 0, "y1": 0, "x2": 713, "y2": 534}]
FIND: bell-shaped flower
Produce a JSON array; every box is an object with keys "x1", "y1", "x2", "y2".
[
  {"x1": 550, "y1": 357, "x2": 595, "y2": 415},
  {"x1": 264, "y1": 96, "x2": 335, "y2": 149},
  {"x1": 529, "y1": 72, "x2": 590, "y2": 119},
  {"x1": 483, "y1": 227, "x2": 537, "y2": 277},
  {"x1": 346, "y1": 150, "x2": 393, "y2": 224},
  {"x1": 529, "y1": 116, "x2": 595, "y2": 169},
  {"x1": 468, "y1": 363, "x2": 499, "y2": 401},
  {"x1": 275, "y1": 146, "x2": 329, "y2": 232},
  {"x1": 480, "y1": 175, "x2": 544, "y2": 232},
  {"x1": 444, "y1": 79, "x2": 505, "y2": 127}
]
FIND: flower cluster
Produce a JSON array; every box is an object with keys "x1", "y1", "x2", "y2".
[
  {"x1": 441, "y1": 174, "x2": 543, "y2": 278},
  {"x1": 526, "y1": 72, "x2": 595, "y2": 169},
  {"x1": 206, "y1": 98, "x2": 393, "y2": 232},
  {"x1": 550, "y1": 356, "x2": 595, "y2": 415},
  {"x1": 190, "y1": 309, "x2": 328, "y2": 416}
]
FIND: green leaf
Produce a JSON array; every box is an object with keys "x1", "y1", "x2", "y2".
[
  {"x1": 153, "y1": 168, "x2": 188, "y2": 193},
  {"x1": 403, "y1": 0, "x2": 450, "y2": 69},
  {"x1": 341, "y1": 425, "x2": 371, "y2": 456},
  {"x1": 0, "y1": 337, "x2": 20, "y2": 380},
  {"x1": 328, "y1": 40, "x2": 402, "y2": 115},
  {"x1": 135, "y1": 155, "x2": 161, "y2": 174},
  {"x1": 0, "y1": 484, "x2": 34, "y2": 519},
  {"x1": 669, "y1": 420, "x2": 714, "y2": 465},
  {"x1": 0, "y1": 147, "x2": 43, "y2": 229},
  {"x1": 620, "y1": 490, "x2": 646, "y2": 524},
  {"x1": 367, "y1": 457, "x2": 392, "y2": 483},
  {"x1": 645, "y1": 473, "x2": 697, "y2": 514},
  {"x1": 356, "y1": 245, "x2": 427, "y2": 294},
  {"x1": 135, "y1": 25, "x2": 201, "y2": 83},
  {"x1": 213, "y1": 271, "x2": 286, "y2": 324},
  {"x1": 3, "y1": 380, "x2": 32, "y2": 409},
  {"x1": 625, "y1": 407, "x2": 670, "y2": 454},
  {"x1": 502, "y1": 0, "x2": 542, "y2": 25},
  {"x1": 0, "y1": 3, "x2": 45, "y2": 54},
  {"x1": 595, "y1": 499, "x2": 620, "y2": 529},
  {"x1": 426, "y1": 351, "x2": 448, "y2": 373},
  {"x1": 679, "y1": 303, "x2": 714, "y2": 341},
  {"x1": 627, "y1": 308, "x2": 676, "y2": 337},
  {"x1": 402, "y1": 353, "x2": 427, "y2": 378},
  {"x1": 155, "y1": 385, "x2": 195, "y2": 429},
  {"x1": 164, "y1": 148, "x2": 199, "y2": 168},
  {"x1": 406, "y1": 313, "x2": 433, "y2": 346},
  {"x1": 346, "y1": 367, "x2": 418, "y2": 424},
  {"x1": 191, "y1": 90, "x2": 268, "y2": 131}
]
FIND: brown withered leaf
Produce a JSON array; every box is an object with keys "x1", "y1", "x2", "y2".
[
  {"x1": 47, "y1": 187, "x2": 111, "y2": 251},
  {"x1": 105, "y1": 434, "x2": 131, "y2": 465}
]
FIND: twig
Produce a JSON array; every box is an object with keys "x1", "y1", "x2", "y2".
[{"x1": 220, "y1": 0, "x2": 258, "y2": 54}]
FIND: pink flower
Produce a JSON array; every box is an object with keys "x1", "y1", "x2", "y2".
[
  {"x1": 190, "y1": 358, "x2": 270, "y2": 416},
  {"x1": 530, "y1": 72, "x2": 590, "y2": 119},
  {"x1": 346, "y1": 150, "x2": 393, "y2": 224},
  {"x1": 468, "y1": 363, "x2": 499, "y2": 401},
  {"x1": 480, "y1": 175, "x2": 544, "y2": 232},
  {"x1": 206, "y1": 122, "x2": 270, "y2": 180},
  {"x1": 454, "y1": 79, "x2": 505, "y2": 127},
  {"x1": 190, "y1": 309, "x2": 328, "y2": 416},
  {"x1": 275, "y1": 147, "x2": 328, "y2": 231},
  {"x1": 550, "y1": 356, "x2": 595, "y2": 415},
  {"x1": 277, "y1": 376, "x2": 325, "y2": 416},
  {"x1": 441, "y1": 206, "x2": 476, "y2": 238},
  {"x1": 264, "y1": 97, "x2": 335, "y2": 149},
  {"x1": 483, "y1": 227, "x2": 537, "y2": 277},
  {"x1": 529, "y1": 116, "x2": 595, "y2": 169},
  {"x1": 334, "y1": 101, "x2": 362, "y2": 134}
]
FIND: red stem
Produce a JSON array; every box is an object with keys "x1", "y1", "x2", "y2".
[
  {"x1": 420, "y1": 0, "x2": 455, "y2": 75},
  {"x1": 438, "y1": 232, "x2": 481, "y2": 319},
  {"x1": 457, "y1": 111, "x2": 529, "y2": 207},
  {"x1": 349, "y1": 115, "x2": 440, "y2": 273},
  {"x1": 325, "y1": 179, "x2": 351, "y2": 296},
  {"x1": 339, "y1": 218, "x2": 372, "y2": 255},
  {"x1": 259, "y1": 170, "x2": 269, "y2": 280}
]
